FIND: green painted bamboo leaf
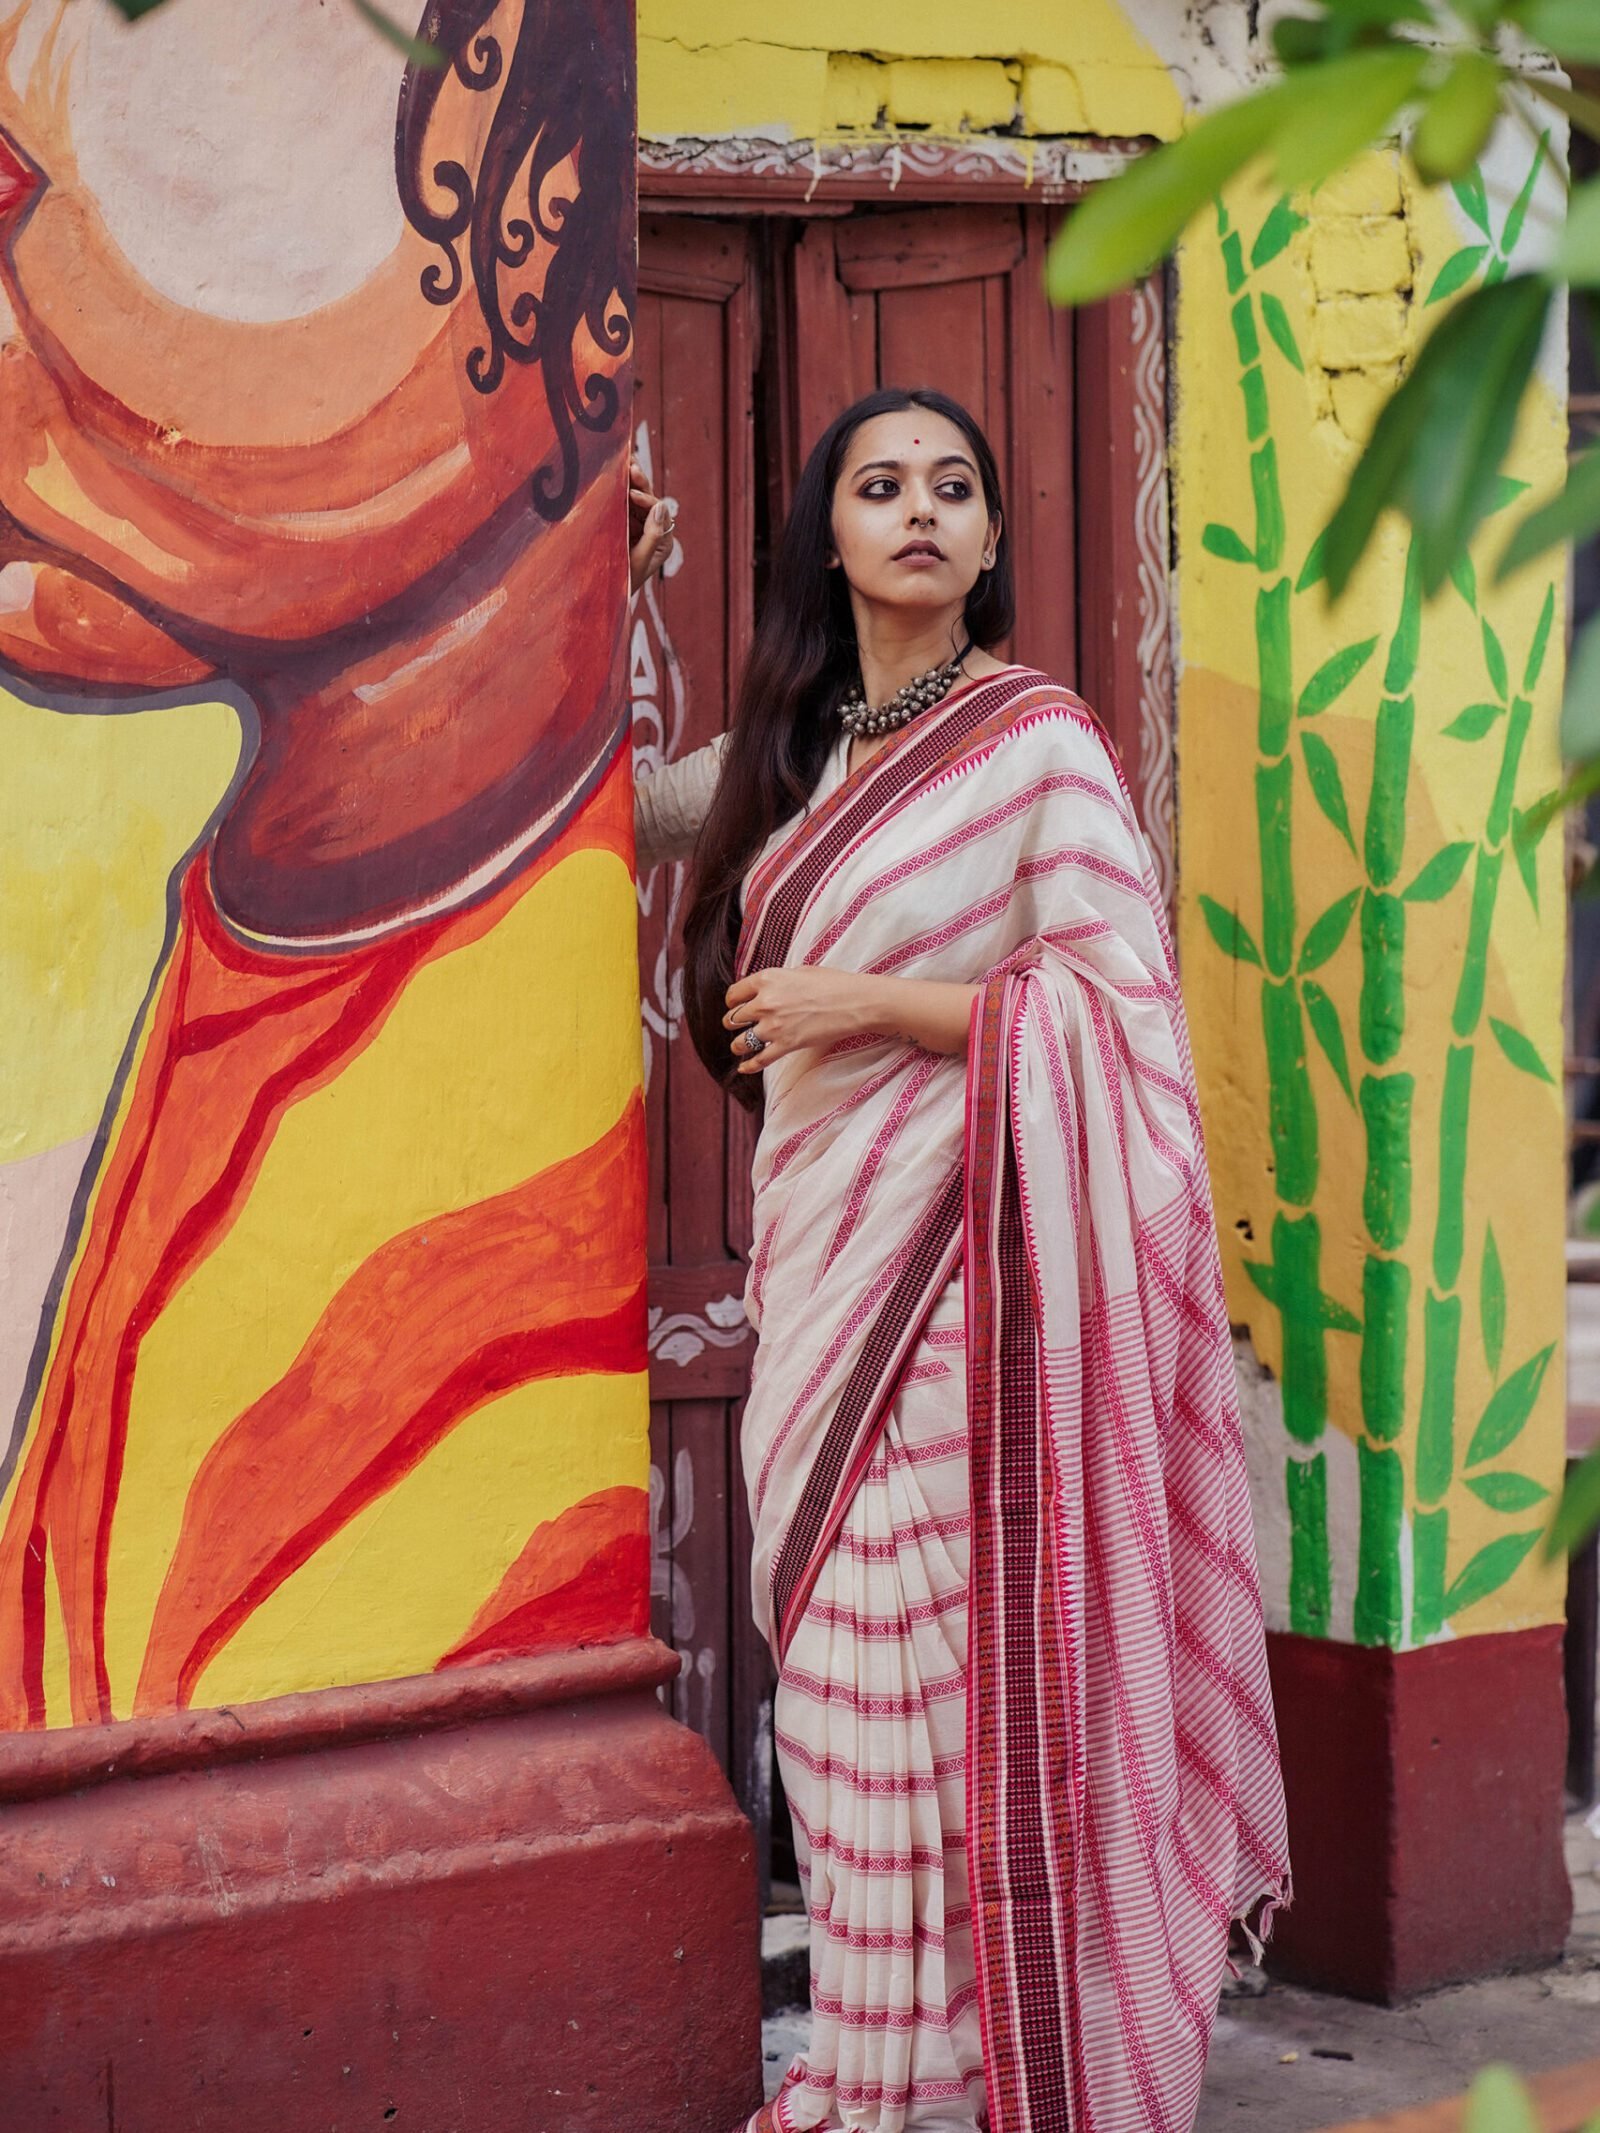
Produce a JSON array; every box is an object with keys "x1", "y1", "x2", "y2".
[
  {"x1": 1319, "y1": 1293, "x2": 1362, "y2": 1336},
  {"x1": 1500, "y1": 130, "x2": 1551, "y2": 263},
  {"x1": 1546, "y1": 1445, "x2": 1600, "y2": 1560},
  {"x1": 1301, "y1": 732, "x2": 1357, "y2": 851},
  {"x1": 1297, "y1": 888, "x2": 1361, "y2": 975},
  {"x1": 1412, "y1": 52, "x2": 1502, "y2": 188},
  {"x1": 1045, "y1": 89, "x2": 1291, "y2": 304},
  {"x1": 1465, "y1": 1471, "x2": 1549, "y2": 1513},
  {"x1": 1260, "y1": 291, "x2": 1305, "y2": 373},
  {"x1": 1558, "y1": 173, "x2": 1600, "y2": 287},
  {"x1": 1297, "y1": 530, "x2": 1329, "y2": 593},
  {"x1": 1302, "y1": 979, "x2": 1356, "y2": 1103},
  {"x1": 1203, "y1": 522, "x2": 1257, "y2": 565},
  {"x1": 1511, "y1": 807, "x2": 1542, "y2": 913},
  {"x1": 1466, "y1": 1343, "x2": 1556, "y2": 1467},
  {"x1": 1524, "y1": 585, "x2": 1558, "y2": 691},
  {"x1": 1425, "y1": 244, "x2": 1489, "y2": 307},
  {"x1": 1463, "y1": 2067, "x2": 1542, "y2": 2133},
  {"x1": 1489, "y1": 1015, "x2": 1555, "y2": 1084},
  {"x1": 1561, "y1": 612, "x2": 1600, "y2": 762},
  {"x1": 1501, "y1": 448, "x2": 1600, "y2": 584},
  {"x1": 1252, "y1": 198, "x2": 1308, "y2": 271},
  {"x1": 1243, "y1": 1258, "x2": 1281, "y2": 1306},
  {"x1": 1480, "y1": 1225, "x2": 1506, "y2": 1377},
  {"x1": 1451, "y1": 168, "x2": 1492, "y2": 237},
  {"x1": 1444, "y1": 1528, "x2": 1543, "y2": 1617},
  {"x1": 1323, "y1": 277, "x2": 1552, "y2": 601},
  {"x1": 1481, "y1": 616, "x2": 1508, "y2": 700},
  {"x1": 1298, "y1": 638, "x2": 1379, "y2": 718},
  {"x1": 1402, "y1": 841, "x2": 1473, "y2": 902},
  {"x1": 1450, "y1": 551, "x2": 1478, "y2": 610},
  {"x1": 347, "y1": 0, "x2": 445, "y2": 62},
  {"x1": 1442, "y1": 702, "x2": 1502, "y2": 741},
  {"x1": 1520, "y1": 1, "x2": 1600, "y2": 68},
  {"x1": 1486, "y1": 474, "x2": 1531, "y2": 517},
  {"x1": 1198, "y1": 894, "x2": 1264, "y2": 966},
  {"x1": 1273, "y1": 47, "x2": 1430, "y2": 193}
]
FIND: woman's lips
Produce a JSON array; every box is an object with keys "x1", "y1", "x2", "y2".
[{"x1": 0, "y1": 129, "x2": 40, "y2": 223}]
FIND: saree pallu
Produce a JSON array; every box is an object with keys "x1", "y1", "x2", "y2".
[{"x1": 737, "y1": 670, "x2": 1290, "y2": 2133}]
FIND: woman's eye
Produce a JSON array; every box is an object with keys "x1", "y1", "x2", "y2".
[
  {"x1": 861, "y1": 479, "x2": 898, "y2": 499},
  {"x1": 938, "y1": 480, "x2": 973, "y2": 501}
]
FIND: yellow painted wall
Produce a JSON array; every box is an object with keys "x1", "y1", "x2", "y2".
[
  {"x1": 1175, "y1": 145, "x2": 1568, "y2": 1646},
  {"x1": 638, "y1": 0, "x2": 1184, "y2": 144}
]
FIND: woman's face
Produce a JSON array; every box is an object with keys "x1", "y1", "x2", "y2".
[
  {"x1": 829, "y1": 409, "x2": 999, "y2": 623},
  {"x1": 0, "y1": 0, "x2": 603, "y2": 669}
]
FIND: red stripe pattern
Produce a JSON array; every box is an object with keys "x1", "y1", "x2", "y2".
[{"x1": 735, "y1": 674, "x2": 1288, "y2": 2133}]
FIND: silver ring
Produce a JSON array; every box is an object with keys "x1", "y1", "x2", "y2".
[{"x1": 740, "y1": 1029, "x2": 767, "y2": 1056}]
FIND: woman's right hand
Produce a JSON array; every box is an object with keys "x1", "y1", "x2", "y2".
[{"x1": 629, "y1": 455, "x2": 677, "y2": 594}]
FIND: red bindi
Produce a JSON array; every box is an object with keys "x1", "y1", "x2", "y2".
[{"x1": 913, "y1": 437, "x2": 920, "y2": 444}]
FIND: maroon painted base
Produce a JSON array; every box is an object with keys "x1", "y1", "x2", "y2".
[
  {"x1": 0, "y1": 1639, "x2": 762, "y2": 2132},
  {"x1": 1266, "y1": 1624, "x2": 1572, "y2": 2002}
]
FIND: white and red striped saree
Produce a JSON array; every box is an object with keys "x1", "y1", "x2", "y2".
[{"x1": 737, "y1": 669, "x2": 1289, "y2": 2133}]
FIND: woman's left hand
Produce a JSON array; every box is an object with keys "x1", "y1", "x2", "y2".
[{"x1": 723, "y1": 968, "x2": 870, "y2": 1075}]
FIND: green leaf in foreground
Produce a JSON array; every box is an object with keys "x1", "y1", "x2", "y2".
[
  {"x1": 1465, "y1": 1471, "x2": 1548, "y2": 1513},
  {"x1": 1488, "y1": 1017, "x2": 1554, "y2": 1083},
  {"x1": 1560, "y1": 611, "x2": 1600, "y2": 762},
  {"x1": 1445, "y1": 1530, "x2": 1544, "y2": 1619},
  {"x1": 1499, "y1": 443, "x2": 1600, "y2": 580},
  {"x1": 1520, "y1": 0, "x2": 1600, "y2": 66},
  {"x1": 1546, "y1": 1446, "x2": 1600, "y2": 1560},
  {"x1": 1297, "y1": 888, "x2": 1361, "y2": 975},
  {"x1": 1302, "y1": 979, "x2": 1355, "y2": 1103},
  {"x1": 1198, "y1": 895, "x2": 1264, "y2": 967},
  {"x1": 1301, "y1": 732, "x2": 1356, "y2": 851},
  {"x1": 1463, "y1": 2066, "x2": 1541, "y2": 2133},
  {"x1": 1322, "y1": 276, "x2": 1552, "y2": 601},
  {"x1": 1412, "y1": 52, "x2": 1502, "y2": 186},
  {"x1": 1558, "y1": 173, "x2": 1600, "y2": 287},
  {"x1": 1045, "y1": 90, "x2": 1288, "y2": 305},
  {"x1": 1466, "y1": 1344, "x2": 1556, "y2": 1467},
  {"x1": 348, "y1": 0, "x2": 445, "y2": 63},
  {"x1": 1272, "y1": 47, "x2": 1430, "y2": 193}
]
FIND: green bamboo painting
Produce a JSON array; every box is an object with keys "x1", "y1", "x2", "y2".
[{"x1": 1198, "y1": 145, "x2": 1561, "y2": 1645}]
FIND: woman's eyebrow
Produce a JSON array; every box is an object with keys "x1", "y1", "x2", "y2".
[{"x1": 850, "y1": 453, "x2": 978, "y2": 476}]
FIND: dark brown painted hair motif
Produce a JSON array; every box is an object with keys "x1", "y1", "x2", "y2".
[{"x1": 398, "y1": 0, "x2": 636, "y2": 522}]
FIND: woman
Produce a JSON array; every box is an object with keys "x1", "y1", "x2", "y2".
[{"x1": 647, "y1": 385, "x2": 1290, "y2": 2133}]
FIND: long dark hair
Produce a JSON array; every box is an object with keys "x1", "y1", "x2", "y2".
[{"x1": 682, "y1": 386, "x2": 1015, "y2": 1104}]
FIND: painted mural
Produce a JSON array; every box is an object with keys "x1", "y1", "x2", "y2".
[
  {"x1": 1177, "y1": 136, "x2": 1569, "y2": 1650},
  {"x1": 0, "y1": 0, "x2": 648, "y2": 1732}
]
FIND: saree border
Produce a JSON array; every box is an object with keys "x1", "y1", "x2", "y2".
[
  {"x1": 768, "y1": 1165, "x2": 964, "y2": 1660},
  {"x1": 965, "y1": 969, "x2": 1079, "y2": 2133},
  {"x1": 738, "y1": 670, "x2": 1081, "y2": 980}
]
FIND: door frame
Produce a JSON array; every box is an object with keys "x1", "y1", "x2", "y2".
[{"x1": 638, "y1": 137, "x2": 1178, "y2": 908}]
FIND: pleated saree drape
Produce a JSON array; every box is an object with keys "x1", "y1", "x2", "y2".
[{"x1": 734, "y1": 671, "x2": 1290, "y2": 2133}]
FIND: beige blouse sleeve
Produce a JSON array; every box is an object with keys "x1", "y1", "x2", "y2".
[{"x1": 633, "y1": 730, "x2": 729, "y2": 871}]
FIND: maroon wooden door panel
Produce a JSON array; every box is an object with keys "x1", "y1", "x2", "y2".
[
  {"x1": 778, "y1": 208, "x2": 1077, "y2": 690},
  {"x1": 634, "y1": 217, "x2": 759, "y2": 1795}
]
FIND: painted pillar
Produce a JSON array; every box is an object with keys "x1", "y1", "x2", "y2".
[
  {"x1": 0, "y1": 1, "x2": 756, "y2": 2123},
  {"x1": 1176, "y1": 134, "x2": 1572, "y2": 1996}
]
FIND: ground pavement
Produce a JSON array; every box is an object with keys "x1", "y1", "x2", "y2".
[{"x1": 757, "y1": 1799, "x2": 1600, "y2": 2129}]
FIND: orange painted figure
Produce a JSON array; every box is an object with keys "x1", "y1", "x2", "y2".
[{"x1": 0, "y1": 0, "x2": 649, "y2": 1730}]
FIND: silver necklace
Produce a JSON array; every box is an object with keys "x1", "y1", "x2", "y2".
[{"x1": 837, "y1": 646, "x2": 969, "y2": 740}]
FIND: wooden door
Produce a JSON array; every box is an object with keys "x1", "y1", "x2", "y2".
[
  {"x1": 632, "y1": 218, "x2": 772, "y2": 1838},
  {"x1": 776, "y1": 206, "x2": 1077, "y2": 694}
]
